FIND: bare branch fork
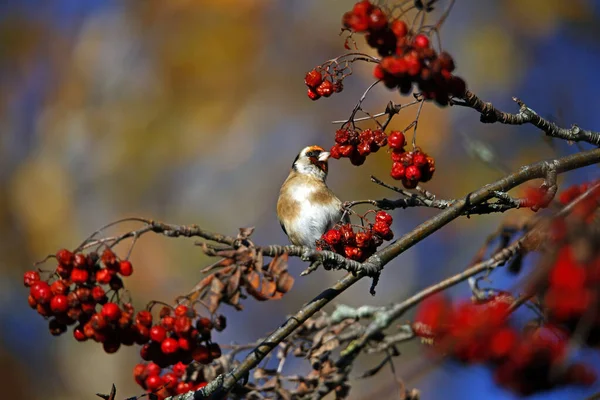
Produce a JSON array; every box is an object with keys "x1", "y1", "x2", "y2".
[{"x1": 163, "y1": 147, "x2": 600, "y2": 400}]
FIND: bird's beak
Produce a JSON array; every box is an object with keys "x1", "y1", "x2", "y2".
[{"x1": 318, "y1": 151, "x2": 330, "y2": 162}]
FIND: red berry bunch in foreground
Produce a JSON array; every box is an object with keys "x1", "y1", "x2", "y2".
[
  {"x1": 25, "y1": 248, "x2": 141, "y2": 352},
  {"x1": 305, "y1": 68, "x2": 344, "y2": 101},
  {"x1": 317, "y1": 211, "x2": 393, "y2": 262},
  {"x1": 140, "y1": 305, "x2": 223, "y2": 368},
  {"x1": 330, "y1": 128, "x2": 387, "y2": 166},
  {"x1": 343, "y1": 1, "x2": 466, "y2": 105},
  {"x1": 413, "y1": 294, "x2": 596, "y2": 395},
  {"x1": 388, "y1": 131, "x2": 435, "y2": 188},
  {"x1": 134, "y1": 361, "x2": 208, "y2": 400},
  {"x1": 137, "y1": 306, "x2": 224, "y2": 398}
]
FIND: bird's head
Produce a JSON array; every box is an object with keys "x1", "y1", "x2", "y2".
[{"x1": 291, "y1": 145, "x2": 331, "y2": 180}]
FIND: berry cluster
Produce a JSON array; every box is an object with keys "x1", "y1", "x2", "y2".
[
  {"x1": 134, "y1": 361, "x2": 207, "y2": 400},
  {"x1": 317, "y1": 211, "x2": 393, "y2": 261},
  {"x1": 329, "y1": 128, "x2": 387, "y2": 166},
  {"x1": 343, "y1": 1, "x2": 466, "y2": 105},
  {"x1": 139, "y1": 305, "x2": 223, "y2": 369},
  {"x1": 305, "y1": 69, "x2": 344, "y2": 101},
  {"x1": 25, "y1": 248, "x2": 140, "y2": 352},
  {"x1": 413, "y1": 294, "x2": 596, "y2": 395},
  {"x1": 388, "y1": 131, "x2": 435, "y2": 188}
]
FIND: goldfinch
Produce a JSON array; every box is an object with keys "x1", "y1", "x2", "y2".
[{"x1": 277, "y1": 145, "x2": 347, "y2": 248}]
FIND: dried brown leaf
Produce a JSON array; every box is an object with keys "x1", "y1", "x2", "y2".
[
  {"x1": 276, "y1": 272, "x2": 294, "y2": 294},
  {"x1": 226, "y1": 268, "x2": 241, "y2": 298},
  {"x1": 238, "y1": 227, "x2": 255, "y2": 239}
]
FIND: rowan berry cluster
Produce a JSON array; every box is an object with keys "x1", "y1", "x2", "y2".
[
  {"x1": 413, "y1": 294, "x2": 596, "y2": 395},
  {"x1": 139, "y1": 305, "x2": 223, "y2": 369},
  {"x1": 317, "y1": 211, "x2": 393, "y2": 261},
  {"x1": 25, "y1": 248, "x2": 142, "y2": 353},
  {"x1": 388, "y1": 131, "x2": 435, "y2": 188},
  {"x1": 343, "y1": 0, "x2": 466, "y2": 105},
  {"x1": 134, "y1": 361, "x2": 207, "y2": 400},
  {"x1": 329, "y1": 128, "x2": 387, "y2": 165},
  {"x1": 305, "y1": 69, "x2": 344, "y2": 101}
]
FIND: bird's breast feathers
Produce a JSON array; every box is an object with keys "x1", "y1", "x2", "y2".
[{"x1": 277, "y1": 175, "x2": 343, "y2": 247}]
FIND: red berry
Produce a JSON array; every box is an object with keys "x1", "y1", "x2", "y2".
[
  {"x1": 304, "y1": 69, "x2": 323, "y2": 88},
  {"x1": 30, "y1": 281, "x2": 52, "y2": 304},
  {"x1": 101, "y1": 302, "x2": 121, "y2": 322},
  {"x1": 50, "y1": 280, "x2": 69, "y2": 296},
  {"x1": 412, "y1": 151, "x2": 427, "y2": 167},
  {"x1": 23, "y1": 271, "x2": 41, "y2": 287},
  {"x1": 70, "y1": 268, "x2": 89, "y2": 284},
  {"x1": 344, "y1": 246, "x2": 363, "y2": 260},
  {"x1": 118, "y1": 260, "x2": 133, "y2": 277},
  {"x1": 386, "y1": 57, "x2": 408, "y2": 76},
  {"x1": 357, "y1": 141, "x2": 371, "y2": 156},
  {"x1": 174, "y1": 304, "x2": 189, "y2": 318},
  {"x1": 145, "y1": 375, "x2": 164, "y2": 392},
  {"x1": 355, "y1": 231, "x2": 373, "y2": 248},
  {"x1": 95, "y1": 268, "x2": 112, "y2": 284},
  {"x1": 375, "y1": 211, "x2": 393, "y2": 226},
  {"x1": 196, "y1": 382, "x2": 208, "y2": 390},
  {"x1": 391, "y1": 20, "x2": 408, "y2": 38},
  {"x1": 50, "y1": 294, "x2": 69, "y2": 313},
  {"x1": 316, "y1": 80, "x2": 334, "y2": 97},
  {"x1": 92, "y1": 286, "x2": 107, "y2": 303},
  {"x1": 176, "y1": 382, "x2": 193, "y2": 395},
  {"x1": 368, "y1": 8, "x2": 387, "y2": 30},
  {"x1": 353, "y1": 0, "x2": 373, "y2": 17},
  {"x1": 162, "y1": 315, "x2": 175, "y2": 331},
  {"x1": 350, "y1": 152, "x2": 366, "y2": 166},
  {"x1": 73, "y1": 253, "x2": 87, "y2": 269},
  {"x1": 163, "y1": 372, "x2": 178, "y2": 390},
  {"x1": 146, "y1": 362, "x2": 161, "y2": 377},
  {"x1": 136, "y1": 310, "x2": 153, "y2": 327},
  {"x1": 335, "y1": 129, "x2": 350, "y2": 144},
  {"x1": 404, "y1": 56, "x2": 421, "y2": 76},
  {"x1": 388, "y1": 131, "x2": 406, "y2": 149},
  {"x1": 330, "y1": 145, "x2": 342, "y2": 159},
  {"x1": 178, "y1": 337, "x2": 192, "y2": 351},
  {"x1": 373, "y1": 64, "x2": 385, "y2": 80},
  {"x1": 49, "y1": 318, "x2": 67, "y2": 336},
  {"x1": 208, "y1": 342, "x2": 222, "y2": 360},
  {"x1": 196, "y1": 317, "x2": 213, "y2": 332},
  {"x1": 192, "y1": 344, "x2": 211, "y2": 364},
  {"x1": 150, "y1": 325, "x2": 167, "y2": 342},
  {"x1": 413, "y1": 34, "x2": 430, "y2": 49},
  {"x1": 55, "y1": 264, "x2": 70, "y2": 278},
  {"x1": 90, "y1": 313, "x2": 108, "y2": 331},
  {"x1": 390, "y1": 162, "x2": 406, "y2": 180},
  {"x1": 405, "y1": 165, "x2": 422, "y2": 182},
  {"x1": 73, "y1": 325, "x2": 87, "y2": 342},
  {"x1": 339, "y1": 224, "x2": 356, "y2": 246},
  {"x1": 438, "y1": 52, "x2": 455, "y2": 72},
  {"x1": 56, "y1": 249, "x2": 74, "y2": 267},
  {"x1": 338, "y1": 144, "x2": 354, "y2": 158},
  {"x1": 373, "y1": 221, "x2": 393, "y2": 240},
  {"x1": 101, "y1": 248, "x2": 117, "y2": 266},
  {"x1": 332, "y1": 81, "x2": 343, "y2": 93},
  {"x1": 323, "y1": 229, "x2": 342, "y2": 246},
  {"x1": 402, "y1": 177, "x2": 418, "y2": 189},
  {"x1": 307, "y1": 88, "x2": 320, "y2": 101},
  {"x1": 161, "y1": 337, "x2": 179, "y2": 355},
  {"x1": 28, "y1": 295, "x2": 37, "y2": 309},
  {"x1": 174, "y1": 316, "x2": 191, "y2": 335},
  {"x1": 172, "y1": 362, "x2": 186, "y2": 377}
]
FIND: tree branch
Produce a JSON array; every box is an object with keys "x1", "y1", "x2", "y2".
[
  {"x1": 456, "y1": 90, "x2": 600, "y2": 146},
  {"x1": 167, "y1": 147, "x2": 600, "y2": 400}
]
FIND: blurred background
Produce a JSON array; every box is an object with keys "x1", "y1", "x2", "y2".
[{"x1": 2, "y1": 0, "x2": 600, "y2": 399}]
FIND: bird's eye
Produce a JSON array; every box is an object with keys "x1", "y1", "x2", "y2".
[{"x1": 306, "y1": 150, "x2": 319, "y2": 158}]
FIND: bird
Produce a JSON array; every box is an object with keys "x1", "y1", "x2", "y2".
[{"x1": 277, "y1": 145, "x2": 347, "y2": 248}]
